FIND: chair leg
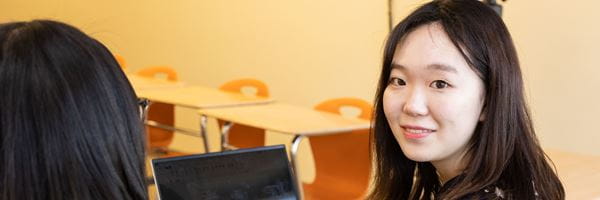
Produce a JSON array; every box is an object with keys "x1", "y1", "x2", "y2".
[
  {"x1": 220, "y1": 121, "x2": 234, "y2": 151},
  {"x1": 290, "y1": 135, "x2": 306, "y2": 200},
  {"x1": 199, "y1": 115, "x2": 210, "y2": 153}
]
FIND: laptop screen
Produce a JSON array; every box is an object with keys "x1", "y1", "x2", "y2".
[{"x1": 152, "y1": 145, "x2": 298, "y2": 200}]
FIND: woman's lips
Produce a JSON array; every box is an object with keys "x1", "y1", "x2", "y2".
[{"x1": 401, "y1": 125, "x2": 435, "y2": 139}]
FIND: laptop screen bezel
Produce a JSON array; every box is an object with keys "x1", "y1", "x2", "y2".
[{"x1": 150, "y1": 145, "x2": 299, "y2": 200}]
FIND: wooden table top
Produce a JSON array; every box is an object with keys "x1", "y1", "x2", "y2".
[
  {"x1": 197, "y1": 102, "x2": 371, "y2": 136},
  {"x1": 137, "y1": 85, "x2": 274, "y2": 109}
]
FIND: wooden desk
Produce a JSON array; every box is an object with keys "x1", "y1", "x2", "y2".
[
  {"x1": 197, "y1": 102, "x2": 371, "y2": 199},
  {"x1": 136, "y1": 86, "x2": 273, "y2": 109},
  {"x1": 197, "y1": 103, "x2": 369, "y2": 135},
  {"x1": 126, "y1": 74, "x2": 185, "y2": 92},
  {"x1": 545, "y1": 149, "x2": 600, "y2": 199},
  {"x1": 137, "y1": 86, "x2": 274, "y2": 153}
]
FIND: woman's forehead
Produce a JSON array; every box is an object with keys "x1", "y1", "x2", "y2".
[{"x1": 392, "y1": 23, "x2": 471, "y2": 75}]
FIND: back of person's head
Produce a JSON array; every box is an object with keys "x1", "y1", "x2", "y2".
[
  {"x1": 0, "y1": 20, "x2": 147, "y2": 200},
  {"x1": 371, "y1": 0, "x2": 564, "y2": 199}
]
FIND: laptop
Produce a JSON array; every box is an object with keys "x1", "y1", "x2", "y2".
[{"x1": 151, "y1": 145, "x2": 299, "y2": 200}]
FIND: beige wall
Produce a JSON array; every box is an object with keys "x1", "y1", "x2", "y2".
[
  {"x1": 1, "y1": 0, "x2": 598, "y2": 160},
  {"x1": 504, "y1": 0, "x2": 600, "y2": 155},
  {"x1": 1, "y1": 0, "x2": 386, "y2": 106}
]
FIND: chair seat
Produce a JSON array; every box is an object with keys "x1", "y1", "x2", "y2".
[{"x1": 300, "y1": 97, "x2": 373, "y2": 200}]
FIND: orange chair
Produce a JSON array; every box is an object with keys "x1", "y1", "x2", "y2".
[
  {"x1": 113, "y1": 54, "x2": 127, "y2": 70},
  {"x1": 302, "y1": 98, "x2": 372, "y2": 200},
  {"x1": 136, "y1": 66, "x2": 178, "y2": 154},
  {"x1": 137, "y1": 66, "x2": 178, "y2": 81},
  {"x1": 218, "y1": 78, "x2": 269, "y2": 149}
]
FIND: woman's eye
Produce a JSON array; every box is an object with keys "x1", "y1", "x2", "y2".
[
  {"x1": 430, "y1": 80, "x2": 449, "y2": 89},
  {"x1": 389, "y1": 78, "x2": 406, "y2": 86}
]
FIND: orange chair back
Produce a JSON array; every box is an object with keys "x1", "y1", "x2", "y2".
[
  {"x1": 303, "y1": 98, "x2": 372, "y2": 199},
  {"x1": 114, "y1": 54, "x2": 127, "y2": 70},
  {"x1": 219, "y1": 78, "x2": 269, "y2": 97},
  {"x1": 218, "y1": 78, "x2": 269, "y2": 148},
  {"x1": 313, "y1": 97, "x2": 372, "y2": 119},
  {"x1": 137, "y1": 66, "x2": 178, "y2": 81},
  {"x1": 136, "y1": 66, "x2": 178, "y2": 152}
]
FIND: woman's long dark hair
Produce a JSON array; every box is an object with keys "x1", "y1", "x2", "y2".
[
  {"x1": 0, "y1": 20, "x2": 147, "y2": 199},
  {"x1": 369, "y1": 0, "x2": 564, "y2": 199}
]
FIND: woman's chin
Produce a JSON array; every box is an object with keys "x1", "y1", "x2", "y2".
[
  {"x1": 400, "y1": 147, "x2": 435, "y2": 162},
  {"x1": 406, "y1": 154, "x2": 432, "y2": 162}
]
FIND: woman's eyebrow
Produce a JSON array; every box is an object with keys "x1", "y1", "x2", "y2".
[
  {"x1": 391, "y1": 63, "x2": 405, "y2": 70},
  {"x1": 391, "y1": 63, "x2": 458, "y2": 74},
  {"x1": 427, "y1": 63, "x2": 458, "y2": 74}
]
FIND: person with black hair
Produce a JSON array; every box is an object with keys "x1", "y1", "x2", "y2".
[
  {"x1": 369, "y1": 0, "x2": 564, "y2": 199},
  {"x1": 0, "y1": 20, "x2": 147, "y2": 200}
]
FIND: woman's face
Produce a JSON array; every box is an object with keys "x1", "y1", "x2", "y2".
[{"x1": 383, "y1": 23, "x2": 485, "y2": 166}]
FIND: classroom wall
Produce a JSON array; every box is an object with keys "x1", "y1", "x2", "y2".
[
  {"x1": 504, "y1": 0, "x2": 600, "y2": 156},
  {"x1": 1, "y1": 0, "x2": 598, "y2": 158},
  {"x1": 0, "y1": 0, "x2": 386, "y2": 106}
]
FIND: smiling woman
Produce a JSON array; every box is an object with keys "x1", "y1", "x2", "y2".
[
  {"x1": 369, "y1": 0, "x2": 564, "y2": 199},
  {"x1": 384, "y1": 22, "x2": 486, "y2": 184}
]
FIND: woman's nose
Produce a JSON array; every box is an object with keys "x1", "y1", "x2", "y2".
[{"x1": 402, "y1": 87, "x2": 428, "y2": 117}]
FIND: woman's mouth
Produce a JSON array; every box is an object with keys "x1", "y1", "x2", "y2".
[{"x1": 401, "y1": 125, "x2": 435, "y2": 139}]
